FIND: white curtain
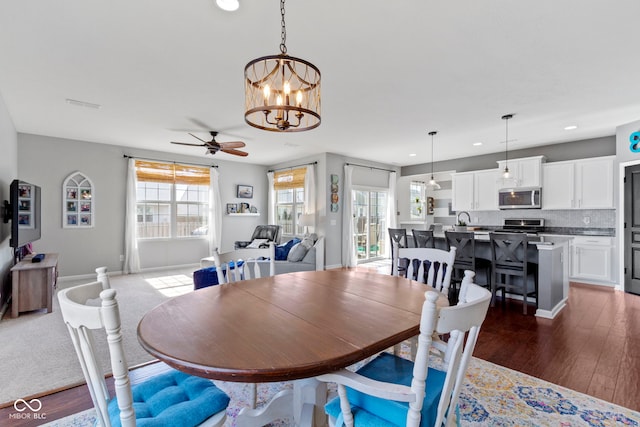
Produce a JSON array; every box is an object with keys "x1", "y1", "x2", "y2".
[
  {"x1": 123, "y1": 158, "x2": 140, "y2": 274},
  {"x1": 208, "y1": 168, "x2": 222, "y2": 255},
  {"x1": 342, "y1": 164, "x2": 357, "y2": 267},
  {"x1": 267, "y1": 171, "x2": 275, "y2": 224},
  {"x1": 386, "y1": 171, "x2": 397, "y2": 258},
  {"x1": 304, "y1": 163, "x2": 316, "y2": 226}
]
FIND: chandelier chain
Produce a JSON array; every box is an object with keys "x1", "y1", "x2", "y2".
[{"x1": 279, "y1": 0, "x2": 287, "y2": 54}]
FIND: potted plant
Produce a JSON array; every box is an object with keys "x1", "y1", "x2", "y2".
[{"x1": 455, "y1": 219, "x2": 467, "y2": 231}]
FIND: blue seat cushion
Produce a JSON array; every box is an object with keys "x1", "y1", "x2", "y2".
[
  {"x1": 275, "y1": 238, "x2": 301, "y2": 260},
  {"x1": 106, "y1": 369, "x2": 230, "y2": 427},
  {"x1": 325, "y1": 352, "x2": 446, "y2": 427},
  {"x1": 193, "y1": 261, "x2": 244, "y2": 290}
]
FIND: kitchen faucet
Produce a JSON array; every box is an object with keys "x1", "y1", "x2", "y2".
[{"x1": 457, "y1": 211, "x2": 471, "y2": 225}]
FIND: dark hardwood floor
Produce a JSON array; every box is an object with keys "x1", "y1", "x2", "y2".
[{"x1": 1, "y1": 282, "x2": 638, "y2": 426}]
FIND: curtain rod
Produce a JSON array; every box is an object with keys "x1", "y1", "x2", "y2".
[
  {"x1": 123, "y1": 154, "x2": 218, "y2": 168},
  {"x1": 268, "y1": 161, "x2": 318, "y2": 173},
  {"x1": 345, "y1": 163, "x2": 396, "y2": 173}
]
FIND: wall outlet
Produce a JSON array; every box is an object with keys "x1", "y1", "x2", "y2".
[
  {"x1": 119, "y1": 254, "x2": 124, "y2": 261},
  {"x1": 583, "y1": 216, "x2": 590, "y2": 225}
]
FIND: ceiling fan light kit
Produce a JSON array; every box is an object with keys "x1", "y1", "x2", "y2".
[{"x1": 244, "y1": 0, "x2": 321, "y2": 132}]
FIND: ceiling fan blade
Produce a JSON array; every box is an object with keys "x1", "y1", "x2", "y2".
[
  {"x1": 188, "y1": 133, "x2": 208, "y2": 143},
  {"x1": 218, "y1": 141, "x2": 246, "y2": 149},
  {"x1": 221, "y1": 148, "x2": 249, "y2": 157},
  {"x1": 171, "y1": 141, "x2": 206, "y2": 147}
]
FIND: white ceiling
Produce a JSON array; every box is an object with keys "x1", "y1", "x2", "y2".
[{"x1": 1, "y1": 0, "x2": 639, "y2": 167}]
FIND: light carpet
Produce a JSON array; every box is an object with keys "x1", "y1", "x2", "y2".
[
  {"x1": 0, "y1": 268, "x2": 193, "y2": 405},
  {"x1": 40, "y1": 356, "x2": 640, "y2": 426}
]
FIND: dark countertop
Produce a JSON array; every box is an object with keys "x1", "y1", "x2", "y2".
[{"x1": 458, "y1": 226, "x2": 615, "y2": 237}]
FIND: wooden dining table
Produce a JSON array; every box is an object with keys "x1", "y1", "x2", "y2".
[{"x1": 137, "y1": 269, "x2": 444, "y2": 426}]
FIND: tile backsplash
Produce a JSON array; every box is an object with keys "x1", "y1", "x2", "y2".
[{"x1": 471, "y1": 209, "x2": 615, "y2": 228}]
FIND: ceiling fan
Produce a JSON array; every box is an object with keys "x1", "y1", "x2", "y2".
[{"x1": 171, "y1": 131, "x2": 248, "y2": 157}]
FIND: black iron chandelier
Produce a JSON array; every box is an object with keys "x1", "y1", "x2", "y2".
[{"x1": 244, "y1": 0, "x2": 321, "y2": 132}]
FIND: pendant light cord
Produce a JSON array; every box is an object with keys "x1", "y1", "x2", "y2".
[{"x1": 279, "y1": 0, "x2": 287, "y2": 54}]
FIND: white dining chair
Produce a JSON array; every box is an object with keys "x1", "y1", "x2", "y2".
[
  {"x1": 211, "y1": 245, "x2": 276, "y2": 409},
  {"x1": 317, "y1": 282, "x2": 491, "y2": 427},
  {"x1": 392, "y1": 245, "x2": 457, "y2": 296},
  {"x1": 392, "y1": 245, "x2": 457, "y2": 359},
  {"x1": 58, "y1": 281, "x2": 230, "y2": 427}
]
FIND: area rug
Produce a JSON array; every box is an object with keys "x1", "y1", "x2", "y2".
[{"x1": 40, "y1": 356, "x2": 640, "y2": 427}]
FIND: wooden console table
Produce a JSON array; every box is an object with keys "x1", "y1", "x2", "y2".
[{"x1": 10, "y1": 253, "x2": 59, "y2": 318}]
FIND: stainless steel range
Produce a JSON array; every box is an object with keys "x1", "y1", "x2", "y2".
[{"x1": 495, "y1": 218, "x2": 545, "y2": 235}]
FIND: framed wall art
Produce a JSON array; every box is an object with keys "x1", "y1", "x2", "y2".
[
  {"x1": 237, "y1": 185, "x2": 253, "y2": 199},
  {"x1": 63, "y1": 171, "x2": 94, "y2": 228}
]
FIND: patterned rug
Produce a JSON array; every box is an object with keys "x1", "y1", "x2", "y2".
[{"x1": 40, "y1": 356, "x2": 639, "y2": 427}]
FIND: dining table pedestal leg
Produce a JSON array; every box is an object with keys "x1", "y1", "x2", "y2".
[{"x1": 236, "y1": 378, "x2": 327, "y2": 427}]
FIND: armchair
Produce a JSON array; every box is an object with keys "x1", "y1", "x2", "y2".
[{"x1": 234, "y1": 225, "x2": 282, "y2": 250}]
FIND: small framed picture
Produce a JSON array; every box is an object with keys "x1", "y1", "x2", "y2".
[
  {"x1": 80, "y1": 202, "x2": 91, "y2": 212},
  {"x1": 237, "y1": 185, "x2": 253, "y2": 199},
  {"x1": 239, "y1": 202, "x2": 250, "y2": 213},
  {"x1": 67, "y1": 215, "x2": 78, "y2": 225},
  {"x1": 80, "y1": 214, "x2": 91, "y2": 226},
  {"x1": 226, "y1": 203, "x2": 238, "y2": 214},
  {"x1": 66, "y1": 189, "x2": 77, "y2": 200},
  {"x1": 80, "y1": 189, "x2": 92, "y2": 199},
  {"x1": 67, "y1": 201, "x2": 77, "y2": 212}
]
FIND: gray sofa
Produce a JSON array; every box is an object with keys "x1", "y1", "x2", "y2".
[
  {"x1": 200, "y1": 236, "x2": 324, "y2": 277},
  {"x1": 257, "y1": 236, "x2": 324, "y2": 276}
]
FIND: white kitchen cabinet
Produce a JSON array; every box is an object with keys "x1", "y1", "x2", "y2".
[
  {"x1": 542, "y1": 156, "x2": 614, "y2": 209},
  {"x1": 542, "y1": 161, "x2": 575, "y2": 209},
  {"x1": 575, "y1": 156, "x2": 614, "y2": 209},
  {"x1": 496, "y1": 156, "x2": 545, "y2": 188},
  {"x1": 570, "y1": 236, "x2": 613, "y2": 283},
  {"x1": 452, "y1": 169, "x2": 498, "y2": 211}
]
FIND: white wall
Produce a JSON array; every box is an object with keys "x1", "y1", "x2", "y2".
[
  {"x1": 0, "y1": 92, "x2": 18, "y2": 306},
  {"x1": 17, "y1": 134, "x2": 268, "y2": 277}
]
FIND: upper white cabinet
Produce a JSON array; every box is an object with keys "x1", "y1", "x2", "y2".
[
  {"x1": 452, "y1": 169, "x2": 499, "y2": 211},
  {"x1": 575, "y1": 156, "x2": 614, "y2": 209},
  {"x1": 542, "y1": 156, "x2": 614, "y2": 209},
  {"x1": 496, "y1": 156, "x2": 545, "y2": 188}
]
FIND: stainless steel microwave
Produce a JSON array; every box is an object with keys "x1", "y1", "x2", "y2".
[{"x1": 498, "y1": 187, "x2": 541, "y2": 209}]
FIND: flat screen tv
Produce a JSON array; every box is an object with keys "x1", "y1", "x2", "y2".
[{"x1": 8, "y1": 179, "x2": 42, "y2": 248}]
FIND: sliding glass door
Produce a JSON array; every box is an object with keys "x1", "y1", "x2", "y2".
[{"x1": 352, "y1": 188, "x2": 388, "y2": 262}]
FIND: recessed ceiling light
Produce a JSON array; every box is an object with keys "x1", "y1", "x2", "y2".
[
  {"x1": 473, "y1": 142, "x2": 483, "y2": 146},
  {"x1": 564, "y1": 125, "x2": 578, "y2": 130},
  {"x1": 216, "y1": 0, "x2": 239, "y2": 11},
  {"x1": 409, "y1": 153, "x2": 417, "y2": 157}
]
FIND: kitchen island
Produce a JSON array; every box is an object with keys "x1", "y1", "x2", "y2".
[{"x1": 429, "y1": 233, "x2": 570, "y2": 319}]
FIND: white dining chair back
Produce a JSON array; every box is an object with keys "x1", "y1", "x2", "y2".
[
  {"x1": 393, "y1": 245, "x2": 457, "y2": 295},
  {"x1": 58, "y1": 282, "x2": 229, "y2": 427},
  {"x1": 95, "y1": 266, "x2": 111, "y2": 289},
  {"x1": 212, "y1": 243, "x2": 275, "y2": 284},
  {"x1": 318, "y1": 282, "x2": 491, "y2": 427}
]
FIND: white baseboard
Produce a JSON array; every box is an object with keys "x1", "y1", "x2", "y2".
[{"x1": 58, "y1": 263, "x2": 200, "y2": 286}]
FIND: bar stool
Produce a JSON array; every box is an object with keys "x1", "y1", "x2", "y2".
[
  {"x1": 412, "y1": 229, "x2": 435, "y2": 248},
  {"x1": 388, "y1": 228, "x2": 409, "y2": 275},
  {"x1": 445, "y1": 231, "x2": 492, "y2": 296},
  {"x1": 489, "y1": 232, "x2": 538, "y2": 315}
]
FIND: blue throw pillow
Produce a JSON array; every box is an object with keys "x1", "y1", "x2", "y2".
[{"x1": 275, "y1": 238, "x2": 301, "y2": 260}]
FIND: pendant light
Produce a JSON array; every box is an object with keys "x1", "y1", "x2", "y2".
[
  {"x1": 427, "y1": 131, "x2": 441, "y2": 190},
  {"x1": 497, "y1": 114, "x2": 519, "y2": 188},
  {"x1": 244, "y1": 0, "x2": 321, "y2": 132}
]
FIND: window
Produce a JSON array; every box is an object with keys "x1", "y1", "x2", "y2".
[
  {"x1": 135, "y1": 160, "x2": 210, "y2": 239},
  {"x1": 274, "y1": 167, "x2": 306, "y2": 236},
  {"x1": 410, "y1": 181, "x2": 425, "y2": 220}
]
